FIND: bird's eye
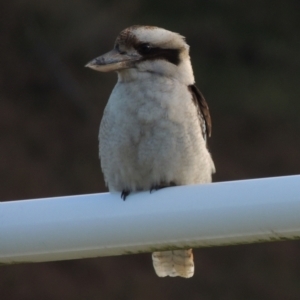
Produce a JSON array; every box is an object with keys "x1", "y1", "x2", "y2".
[{"x1": 138, "y1": 43, "x2": 152, "y2": 55}]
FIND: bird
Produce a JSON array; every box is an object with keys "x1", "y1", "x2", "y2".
[{"x1": 86, "y1": 25, "x2": 215, "y2": 278}]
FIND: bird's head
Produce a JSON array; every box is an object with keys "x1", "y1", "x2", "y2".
[{"x1": 86, "y1": 25, "x2": 194, "y2": 84}]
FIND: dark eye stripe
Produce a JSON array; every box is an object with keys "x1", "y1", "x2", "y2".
[{"x1": 136, "y1": 45, "x2": 180, "y2": 66}]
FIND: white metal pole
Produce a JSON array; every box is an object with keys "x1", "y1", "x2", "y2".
[{"x1": 1, "y1": 175, "x2": 300, "y2": 265}]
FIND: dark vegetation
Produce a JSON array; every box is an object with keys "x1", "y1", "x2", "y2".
[{"x1": 1, "y1": 0, "x2": 300, "y2": 299}]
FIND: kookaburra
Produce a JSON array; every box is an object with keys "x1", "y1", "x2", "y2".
[{"x1": 86, "y1": 25, "x2": 215, "y2": 278}]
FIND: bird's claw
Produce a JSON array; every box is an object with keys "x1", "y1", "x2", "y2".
[
  {"x1": 150, "y1": 181, "x2": 176, "y2": 194},
  {"x1": 121, "y1": 190, "x2": 130, "y2": 201}
]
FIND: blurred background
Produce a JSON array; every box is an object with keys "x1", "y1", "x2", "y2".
[{"x1": 1, "y1": 0, "x2": 300, "y2": 299}]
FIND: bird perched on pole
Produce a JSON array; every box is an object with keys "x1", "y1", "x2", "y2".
[{"x1": 86, "y1": 25, "x2": 215, "y2": 278}]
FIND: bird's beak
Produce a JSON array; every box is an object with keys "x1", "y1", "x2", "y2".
[{"x1": 85, "y1": 49, "x2": 141, "y2": 72}]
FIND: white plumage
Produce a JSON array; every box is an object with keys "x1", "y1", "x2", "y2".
[{"x1": 86, "y1": 25, "x2": 215, "y2": 278}]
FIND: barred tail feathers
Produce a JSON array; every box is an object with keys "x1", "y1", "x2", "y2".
[{"x1": 152, "y1": 249, "x2": 194, "y2": 278}]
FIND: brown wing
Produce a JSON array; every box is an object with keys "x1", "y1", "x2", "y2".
[{"x1": 188, "y1": 84, "x2": 212, "y2": 139}]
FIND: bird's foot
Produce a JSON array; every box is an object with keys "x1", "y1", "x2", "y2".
[
  {"x1": 121, "y1": 189, "x2": 131, "y2": 201},
  {"x1": 150, "y1": 181, "x2": 177, "y2": 193}
]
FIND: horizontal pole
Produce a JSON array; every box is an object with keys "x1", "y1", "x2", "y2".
[{"x1": 1, "y1": 175, "x2": 300, "y2": 265}]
